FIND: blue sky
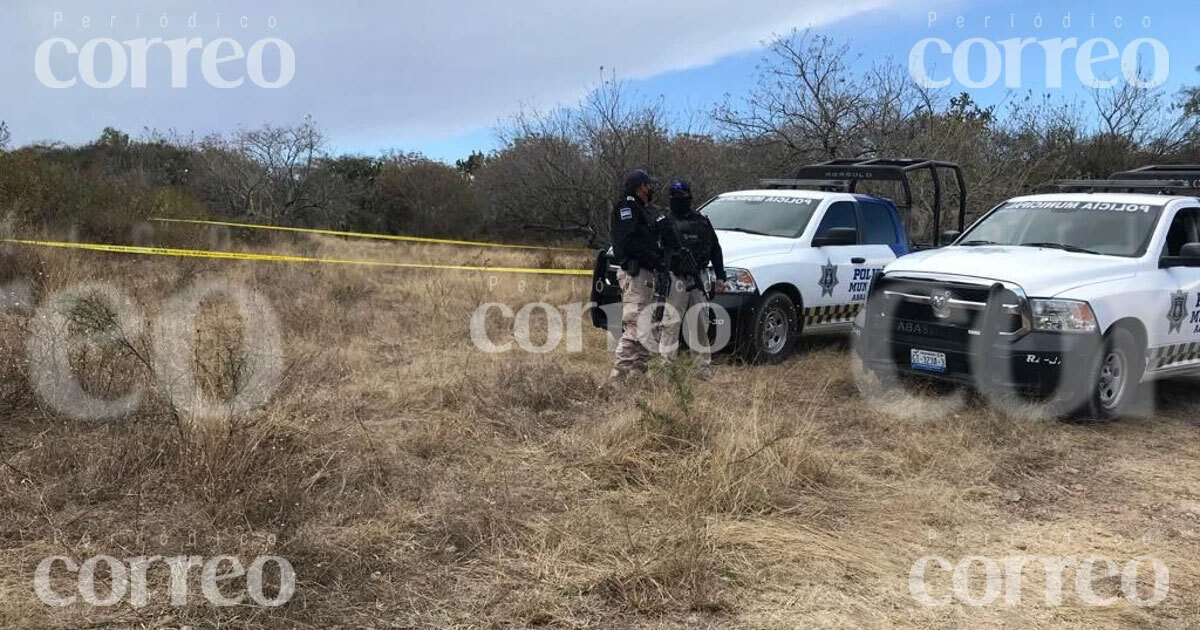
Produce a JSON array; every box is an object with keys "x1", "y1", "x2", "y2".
[
  {"x1": 410, "y1": 1, "x2": 1190, "y2": 162},
  {"x1": 5, "y1": 1, "x2": 1196, "y2": 163},
  {"x1": 411, "y1": 0, "x2": 1199, "y2": 162},
  {"x1": 420, "y1": 0, "x2": 1190, "y2": 162}
]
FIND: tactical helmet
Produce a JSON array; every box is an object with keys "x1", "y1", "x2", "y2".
[{"x1": 669, "y1": 179, "x2": 692, "y2": 199}]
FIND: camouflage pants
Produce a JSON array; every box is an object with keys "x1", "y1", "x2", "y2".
[
  {"x1": 609, "y1": 268, "x2": 656, "y2": 379},
  {"x1": 658, "y1": 273, "x2": 712, "y2": 376}
]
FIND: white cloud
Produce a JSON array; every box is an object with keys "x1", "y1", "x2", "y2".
[{"x1": 1, "y1": 0, "x2": 898, "y2": 150}]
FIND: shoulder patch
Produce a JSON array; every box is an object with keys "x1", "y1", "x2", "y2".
[{"x1": 620, "y1": 207, "x2": 633, "y2": 221}]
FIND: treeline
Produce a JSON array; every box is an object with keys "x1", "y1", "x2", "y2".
[{"x1": 3, "y1": 31, "x2": 1200, "y2": 247}]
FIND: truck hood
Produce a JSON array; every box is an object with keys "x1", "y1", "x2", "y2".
[
  {"x1": 885, "y1": 246, "x2": 1138, "y2": 297},
  {"x1": 715, "y1": 230, "x2": 797, "y2": 264}
]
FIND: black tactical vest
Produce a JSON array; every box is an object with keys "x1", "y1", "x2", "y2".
[{"x1": 671, "y1": 212, "x2": 713, "y2": 268}]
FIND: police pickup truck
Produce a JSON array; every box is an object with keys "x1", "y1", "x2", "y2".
[
  {"x1": 592, "y1": 158, "x2": 967, "y2": 362},
  {"x1": 855, "y1": 165, "x2": 1200, "y2": 419}
]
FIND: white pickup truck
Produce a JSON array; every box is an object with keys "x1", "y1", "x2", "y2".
[
  {"x1": 592, "y1": 158, "x2": 966, "y2": 362},
  {"x1": 855, "y1": 166, "x2": 1200, "y2": 418}
]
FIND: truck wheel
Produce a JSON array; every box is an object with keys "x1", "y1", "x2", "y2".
[
  {"x1": 850, "y1": 353, "x2": 888, "y2": 397},
  {"x1": 743, "y1": 291, "x2": 797, "y2": 364},
  {"x1": 1075, "y1": 327, "x2": 1145, "y2": 421}
]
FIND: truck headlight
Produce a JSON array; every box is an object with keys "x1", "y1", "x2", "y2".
[
  {"x1": 720, "y1": 267, "x2": 757, "y2": 294},
  {"x1": 1030, "y1": 299, "x2": 1098, "y2": 333}
]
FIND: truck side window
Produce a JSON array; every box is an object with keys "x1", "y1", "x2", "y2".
[
  {"x1": 815, "y1": 201, "x2": 858, "y2": 238},
  {"x1": 1164, "y1": 209, "x2": 1200, "y2": 257},
  {"x1": 860, "y1": 200, "x2": 899, "y2": 245}
]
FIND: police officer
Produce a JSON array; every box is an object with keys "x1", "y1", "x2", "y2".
[
  {"x1": 657, "y1": 180, "x2": 725, "y2": 381},
  {"x1": 607, "y1": 169, "x2": 664, "y2": 384}
]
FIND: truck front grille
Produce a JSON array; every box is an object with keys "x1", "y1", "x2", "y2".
[{"x1": 871, "y1": 276, "x2": 1028, "y2": 339}]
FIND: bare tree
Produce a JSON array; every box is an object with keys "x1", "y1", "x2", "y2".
[
  {"x1": 576, "y1": 74, "x2": 671, "y2": 188},
  {"x1": 482, "y1": 114, "x2": 605, "y2": 242},
  {"x1": 480, "y1": 77, "x2": 672, "y2": 245},
  {"x1": 192, "y1": 116, "x2": 340, "y2": 222},
  {"x1": 375, "y1": 152, "x2": 478, "y2": 236},
  {"x1": 1092, "y1": 79, "x2": 1199, "y2": 158},
  {"x1": 191, "y1": 138, "x2": 270, "y2": 218},
  {"x1": 0, "y1": 121, "x2": 10, "y2": 150},
  {"x1": 713, "y1": 30, "x2": 933, "y2": 171}
]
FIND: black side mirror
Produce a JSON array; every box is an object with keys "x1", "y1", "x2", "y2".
[
  {"x1": 1161, "y1": 242, "x2": 1200, "y2": 268},
  {"x1": 940, "y1": 230, "x2": 962, "y2": 246},
  {"x1": 812, "y1": 227, "x2": 858, "y2": 247}
]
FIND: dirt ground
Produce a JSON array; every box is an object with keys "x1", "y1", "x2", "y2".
[{"x1": 0, "y1": 230, "x2": 1196, "y2": 628}]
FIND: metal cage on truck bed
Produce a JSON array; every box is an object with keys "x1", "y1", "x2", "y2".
[
  {"x1": 1111, "y1": 164, "x2": 1200, "y2": 188},
  {"x1": 759, "y1": 157, "x2": 968, "y2": 248},
  {"x1": 1039, "y1": 164, "x2": 1200, "y2": 195}
]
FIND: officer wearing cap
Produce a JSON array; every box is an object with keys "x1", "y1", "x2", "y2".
[
  {"x1": 607, "y1": 169, "x2": 664, "y2": 384},
  {"x1": 657, "y1": 180, "x2": 725, "y2": 380}
]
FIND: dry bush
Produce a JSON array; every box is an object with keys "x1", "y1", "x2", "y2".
[
  {"x1": 0, "y1": 249, "x2": 401, "y2": 627},
  {"x1": 588, "y1": 509, "x2": 729, "y2": 616}
]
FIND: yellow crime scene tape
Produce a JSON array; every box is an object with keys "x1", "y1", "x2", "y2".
[
  {"x1": 1, "y1": 239, "x2": 593, "y2": 277},
  {"x1": 150, "y1": 217, "x2": 592, "y2": 253}
]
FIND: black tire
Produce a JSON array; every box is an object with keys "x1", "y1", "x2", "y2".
[
  {"x1": 850, "y1": 353, "x2": 888, "y2": 397},
  {"x1": 1072, "y1": 327, "x2": 1145, "y2": 421},
  {"x1": 741, "y1": 291, "x2": 798, "y2": 364}
]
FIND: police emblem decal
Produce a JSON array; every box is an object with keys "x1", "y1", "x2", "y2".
[
  {"x1": 819, "y1": 260, "x2": 839, "y2": 297},
  {"x1": 1168, "y1": 290, "x2": 1188, "y2": 334}
]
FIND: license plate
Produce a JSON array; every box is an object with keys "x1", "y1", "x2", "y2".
[{"x1": 910, "y1": 349, "x2": 947, "y2": 373}]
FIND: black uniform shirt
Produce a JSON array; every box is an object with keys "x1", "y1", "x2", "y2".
[{"x1": 611, "y1": 195, "x2": 662, "y2": 272}]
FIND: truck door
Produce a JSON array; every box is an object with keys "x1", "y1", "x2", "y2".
[
  {"x1": 854, "y1": 198, "x2": 905, "y2": 300},
  {"x1": 1149, "y1": 206, "x2": 1200, "y2": 372},
  {"x1": 807, "y1": 200, "x2": 876, "y2": 328}
]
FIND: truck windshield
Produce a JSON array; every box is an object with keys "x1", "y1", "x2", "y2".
[
  {"x1": 701, "y1": 194, "x2": 820, "y2": 238},
  {"x1": 959, "y1": 199, "x2": 1165, "y2": 257}
]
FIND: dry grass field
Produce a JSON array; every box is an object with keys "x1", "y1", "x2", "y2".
[{"x1": 0, "y1": 227, "x2": 1197, "y2": 629}]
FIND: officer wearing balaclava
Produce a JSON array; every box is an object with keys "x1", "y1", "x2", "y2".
[{"x1": 657, "y1": 180, "x2": 725, "y2": 381}]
